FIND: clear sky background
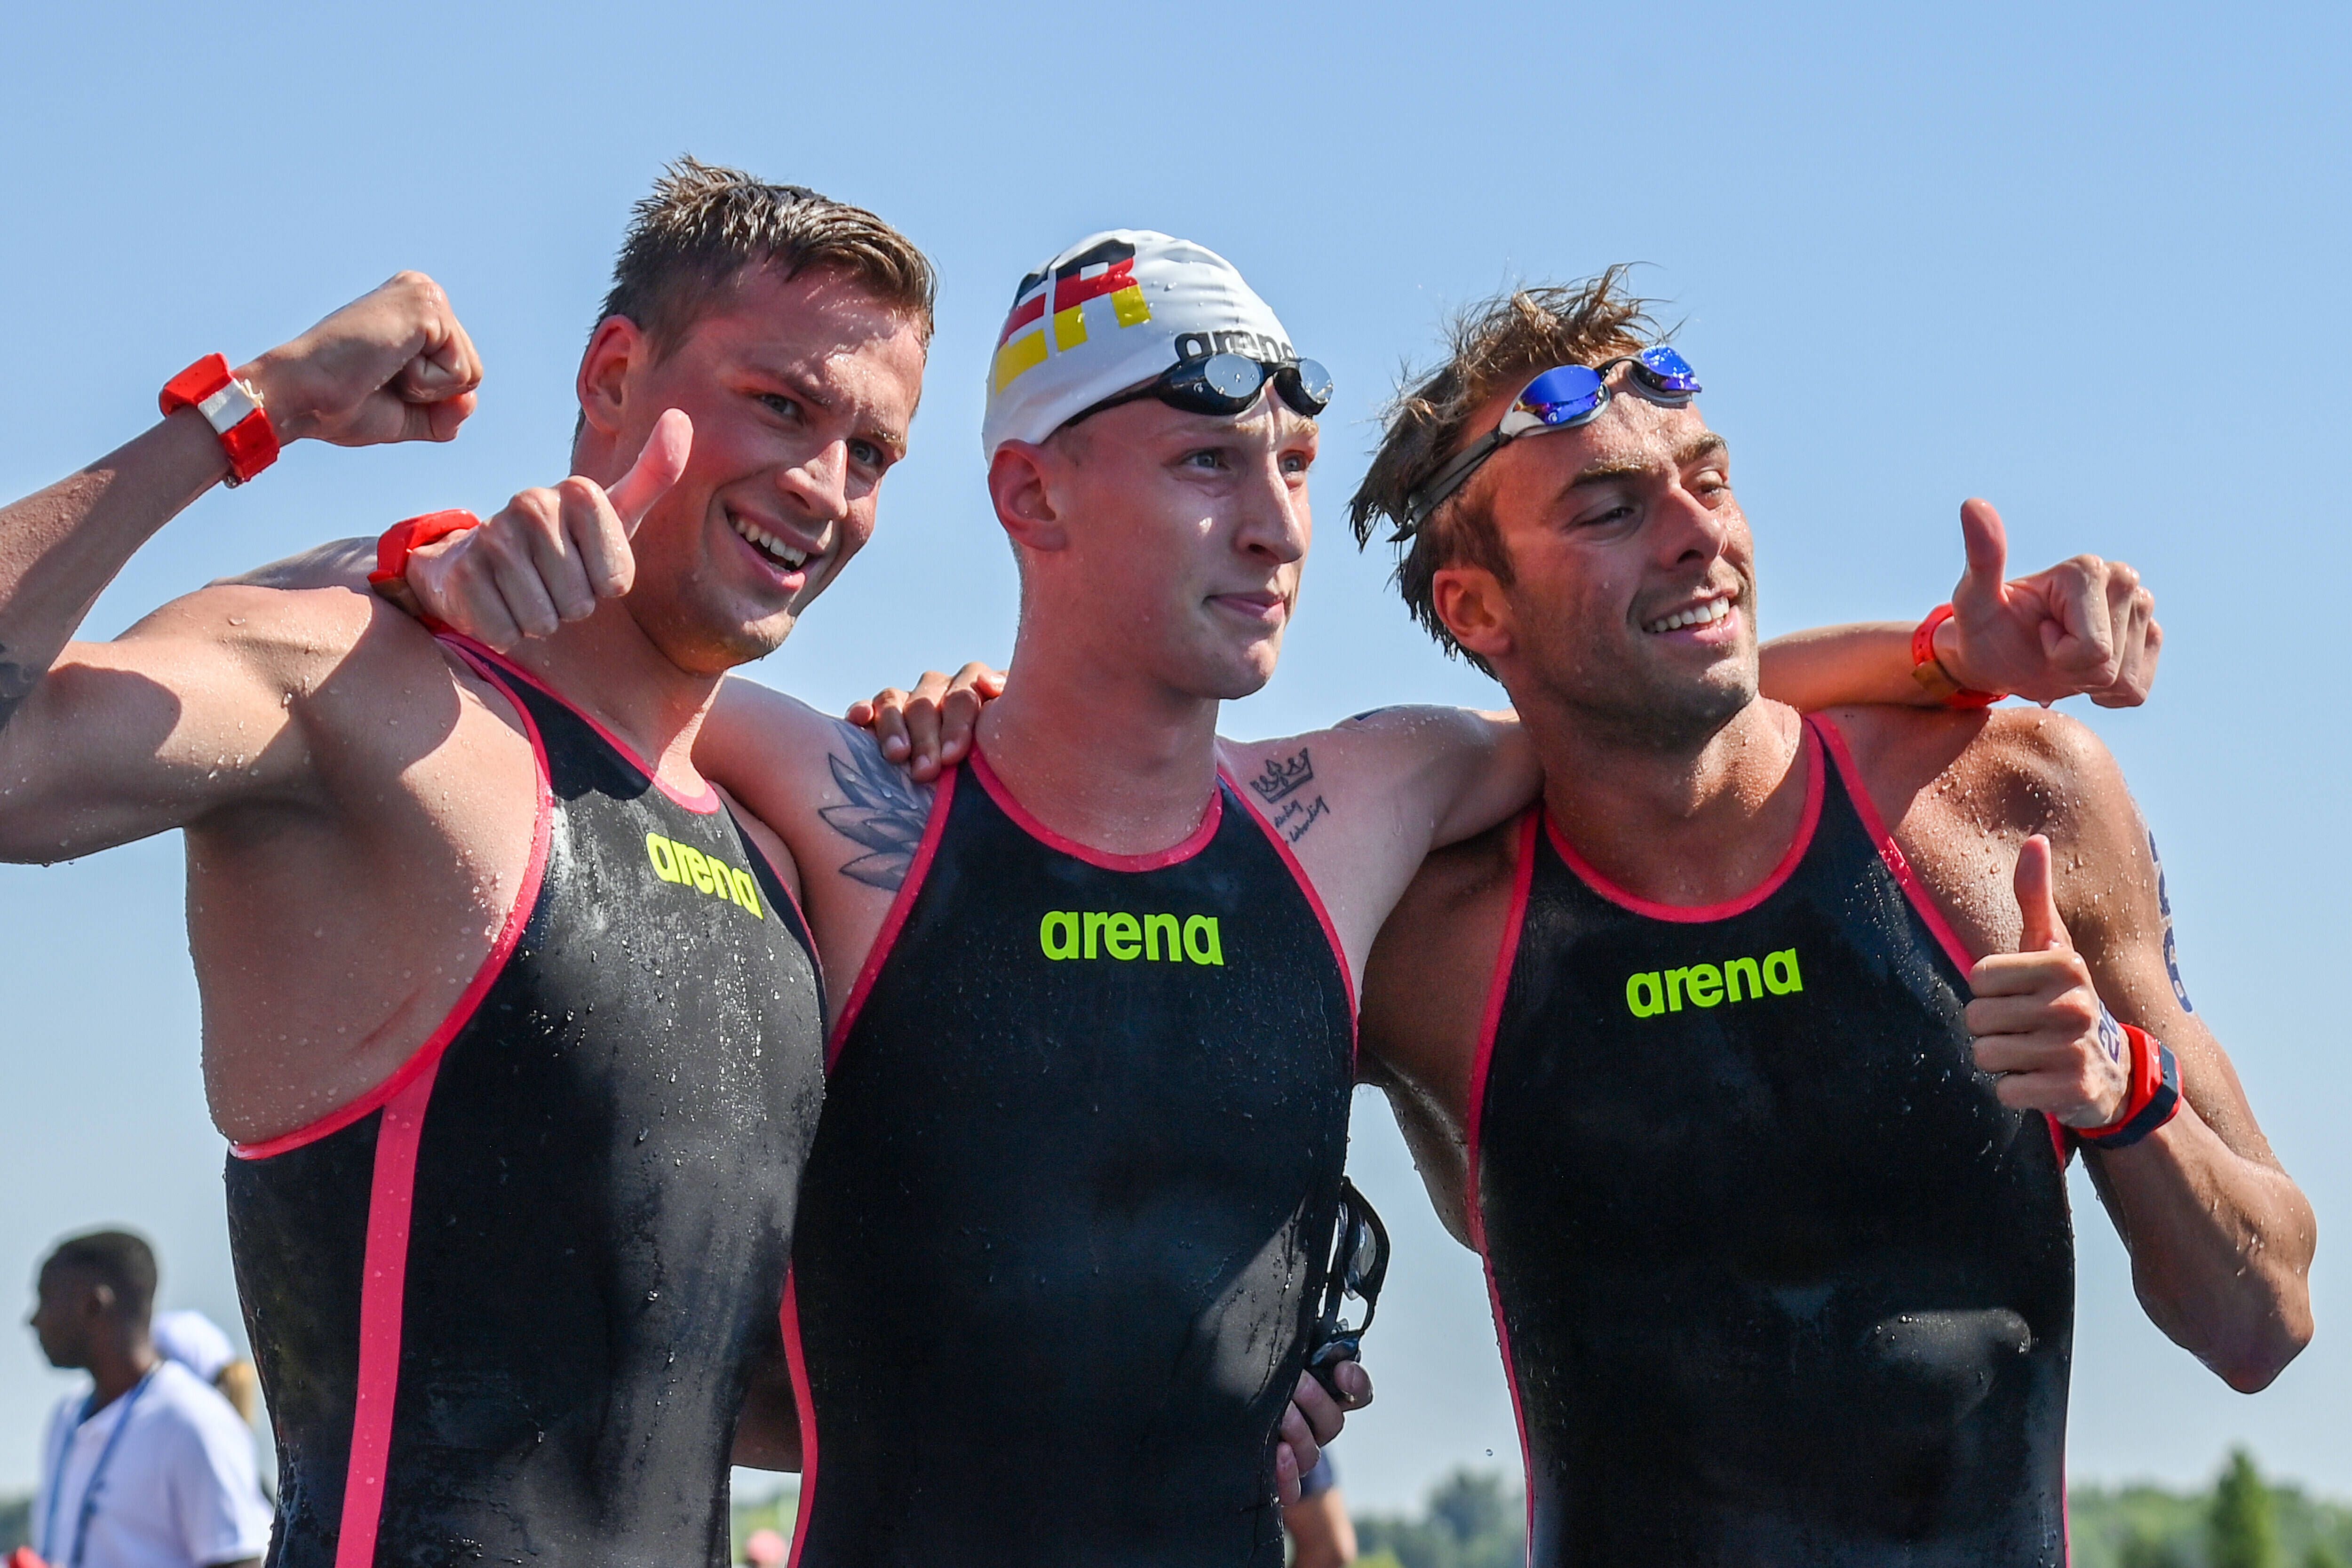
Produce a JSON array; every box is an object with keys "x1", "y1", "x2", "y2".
[{"x1": 0, "y1": 0, "x2": 2344, "y2": 1514}]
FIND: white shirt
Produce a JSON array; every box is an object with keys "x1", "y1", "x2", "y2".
[
  {"x1": 150, "y1": 1313, "x2": 236, "y2": 1388},
  {"x1": 33, "y1": 1360, "x2": 274, "y2": 1568}
]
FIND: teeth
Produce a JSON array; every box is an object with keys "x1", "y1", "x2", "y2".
[
  {"x1": 730, "y1": 514, "x2": 810, "y2": 571},
  {"x1": 1645, "y1": 597, "x2": 1732, "y2": 634}
]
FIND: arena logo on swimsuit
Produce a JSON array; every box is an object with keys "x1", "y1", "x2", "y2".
[
  {"x1": 644, "y1": 831, "x2": 765, "y2": 920},
  {"x1": 1038, "y1": 910, "x2": 1224, "y2": 965},
  {"x1": 1625, "y1": 949, "x2": 1801, "y2": 1018}
]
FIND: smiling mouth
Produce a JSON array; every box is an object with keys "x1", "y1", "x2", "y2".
[
  {"x1": 729, "y1": 510, "x2": 811, "y2": 573},
  {"x1": 1644, "y1": 595, "x2": 1733, "y2": 634}
]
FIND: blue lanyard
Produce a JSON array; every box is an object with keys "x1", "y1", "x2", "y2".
[{"x1": 42, "y1": 1367, "x2": 157, "y2": 1568}]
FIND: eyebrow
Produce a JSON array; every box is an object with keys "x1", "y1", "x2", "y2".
[
  {"x1": 1554, "y1": 431, "x2": 1728, "y2": 500},
  {"x1": 755, "y1": 358, "x2": 908, "y2": 458}
]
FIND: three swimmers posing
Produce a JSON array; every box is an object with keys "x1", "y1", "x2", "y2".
[{"x1": 0, "y1": 159, "x2": 2241, "y2": 1567}]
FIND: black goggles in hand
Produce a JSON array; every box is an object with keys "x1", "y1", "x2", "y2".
[
  {"x1": 1396, "y1": 345, "x2": 1701, "y2": 538},
  {"x1": 1305, "y1": 1178, "x2": 1390, "y2": 1399},
  {"x1": 1066, "y1": 352, "x2": 1334, "y2": 430}
]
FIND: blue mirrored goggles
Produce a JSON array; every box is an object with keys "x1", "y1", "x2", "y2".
[{"x1": 1396, "y1": 346, "x2": 1700, "y2": 538}]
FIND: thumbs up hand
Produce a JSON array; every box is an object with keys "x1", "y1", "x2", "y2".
[
  {"x1": 1965, "y1": 834, "x2": 2133, "y2": 1127},
  {"x1": 403, "y1": 409, "x2": 693, "y2": 652},
  {"x1": 1934, "y1": 499, "x2": 2161, "y2": 709}
]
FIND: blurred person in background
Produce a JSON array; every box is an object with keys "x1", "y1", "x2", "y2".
[
  {"x1": 25, "y1": 1232, "x2": 270, "y2": 1568},
  {"x1": 1283, "y1": 1453, "x2": 1357, "y2": 1568},
  {"x1": 149, "y1": 1313, "x2": 257, "y2": 1428}
]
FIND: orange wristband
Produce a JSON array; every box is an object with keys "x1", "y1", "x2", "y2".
[
  {"x1": 1910, "y1": 604, "x2": 2004, "y2": 709},
  {"x1": 368, "y1": 509, "x2": 481, "y2": 585},
  {"x1": 2078, "y1": 1023, "x2": 2182, "y2": 1150},
  {"x1": 159, "y1": 354, "x2": 279, "y2": 485}
]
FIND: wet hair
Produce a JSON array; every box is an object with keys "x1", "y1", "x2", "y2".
[
  {"x1": 596, "y1": 156, "x2": 938, "y2": 357},
  {"x1": 45, "y1": 1230, "x2": 158, "y2": 1321},
  {"x1": 1349, "y1": 267, "x2": 1662, "y2": 673}
]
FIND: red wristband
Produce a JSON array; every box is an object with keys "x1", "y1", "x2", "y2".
[
  {"x1": 1910, "y1": 604, "x2": 2004, "y2": 709},
  {"x1": 369, "y1": 510, "x2": 482, "y2": 585},
  {"x1": 2078, "y1": 1023, "x2": 2183, "y2": 1150},
  {"x1": 159, "y1": 354, "x2": 279, "y2": 486}
]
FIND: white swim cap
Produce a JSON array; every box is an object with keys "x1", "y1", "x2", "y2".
[
  {"x1": 153, "y1": 1308, "x2": 237, "y2": 1383},
  {"x1": 981, "y1": 230, "x2": 1297, "y2": 457}
]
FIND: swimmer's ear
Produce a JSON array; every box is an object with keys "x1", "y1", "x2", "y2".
[
  {"x1": 1431, "y1": 565, "x2": 1513, "y2": 664},
  {"x1": 988, "y1": 442, "x2": 1070, "y2": 553}
]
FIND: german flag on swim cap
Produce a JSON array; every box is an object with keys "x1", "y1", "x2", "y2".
[{"x1": 981, "y1": 229, "x2": 1297, "y2": 457}]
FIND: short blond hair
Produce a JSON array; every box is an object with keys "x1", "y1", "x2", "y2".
[{"x1": 597, "y1": 156, "x2": 937, "y2": 354}]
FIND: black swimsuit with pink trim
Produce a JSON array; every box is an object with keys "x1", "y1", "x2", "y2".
[
  {"x1": 1466, "y1": 715, "x2": 2074, "y2": 1568},
  {"x1": 226, "y1": 645, "x2": 826, "y2": 1568},
  {"x1": 784, "y1": 750, "x2": 1355, "y2": 1567}
]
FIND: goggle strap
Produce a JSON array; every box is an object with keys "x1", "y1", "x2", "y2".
[{"x1": 1398, "y1": 431, "x2": 1505, "y2": 539}]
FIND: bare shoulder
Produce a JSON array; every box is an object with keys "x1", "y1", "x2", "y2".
[
  {"x1": 1226, "y1": 705, "x2": 1501, "y2": 788},
  {"x1": 1827, "y1": 703, "x2": 2127, "y2": 843},
  {"x1": 209, "y1": 536, "x2": 378, "y2": 593},
  {"x1": 1824, "y1": 703, "x2": 2141, "y2": 957},
  {"x1": 113, "y1": 579, "x2": 442, "y2": 690},
  {"x1": 1217, "y1": 703, "x2": 1509, "y2": 865},
  {"x1": 699, "y1": 678, "x2": 934, "y2": 889}
]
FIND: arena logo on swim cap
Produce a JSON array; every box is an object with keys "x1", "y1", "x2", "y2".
[
  {"x1": 1625, "y1": 949, "x2": 1801, "y2": 1018},
  {"x1": 1172, "y1": 329, "x2": 1293, "y2": 364},
  {"x1": 992, "y1": 237, "x2": 1153, "y2": 395}
]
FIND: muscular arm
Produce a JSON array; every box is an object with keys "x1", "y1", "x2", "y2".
[
  {"x1": 1857, "y1": 706, "x2": 2314, "y2": 1392},
  {"x1": 0, "y1": 274, "x2": 480, "y2": 855},
  {"x1": 2036, "y1": 724, "x2": 2315, "y2": 1390}
]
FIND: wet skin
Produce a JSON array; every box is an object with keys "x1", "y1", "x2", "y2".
[{"x1": 1359, "y1": 372, "x2": 2313, "y2": 1401}]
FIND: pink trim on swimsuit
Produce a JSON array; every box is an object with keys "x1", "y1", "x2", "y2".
[
  {"x1": 824, "y1": 764, "x2": 958, "y2": 1073},
  {"x1": 781, "y1": 1271, "x2": 819, "y2": 1568},
  {"x1": 1812, "y1": 714, "x2": 2069, "y2": 1165},
  {"x1": 441, "y1": 633, "x2": 722, "y2": 814},
  {"x1": 967, "y1": 745, "x2": 1223, "y2": 872},
  {"x1": 330, "y1": 1066, "x2": 434, "y2": 1568},
  {"x1": 1461, "y1": 809, "x2": 1542, "y2": 1566},
  {"x1": 230, "y1": 646, "x2": 554, "y2": 1161},
  {"x1": 1544, "y1": 723, "x2": 1825, "y2": 924},
  {"x1": 1225, "y1": 767, "x2": 1358, "y2": 1032},
  {"x1": 232, "y1": 645, "x2": 553, "y2": 1568}
]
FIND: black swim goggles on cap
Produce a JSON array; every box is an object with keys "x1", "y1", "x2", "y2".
[
  {"x1": 1304, "y1": 1178, "x2": 1390, "y2": 1399},
  {"x1": 1066, "y1": 351, "x2": 1335, "y2": 429},
  {"x1": 1395, "y1": 346, "x2": 1701, "y2": 538}
]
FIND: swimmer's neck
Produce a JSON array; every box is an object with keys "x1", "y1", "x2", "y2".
[
  {"x1": 1533, "y1": 694, "x2": 1812, "y2": 908},
  {"x1": 482, "y1": 600, "x2": 730, "y2": 798},
  {"x1": 975, "y1": 626, "x2": 1223, "y2": 859}
]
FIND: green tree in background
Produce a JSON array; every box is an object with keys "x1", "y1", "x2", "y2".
[
  {"x1": 1355, "y1": 1469, "x2": 1525, "y2": 1568},
  {"x1": 2215, "y1": 1448, "x2": 2283, "y2": 1568},
  {"x1": 2121, "y1": 1529, "x2": 2191, "y2": 1568}
]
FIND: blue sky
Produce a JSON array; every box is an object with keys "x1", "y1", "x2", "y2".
[{"x1": 1, "y1": 0, "x2": 2345, "y2": 1512}]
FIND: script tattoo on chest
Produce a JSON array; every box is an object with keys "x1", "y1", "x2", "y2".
[
  {"x1": 1249, "y1": 746, "x2": 1330, "y2": 845},
  {"x1": 819, "y1": 724, "x2": 934, "y2": 891}
]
